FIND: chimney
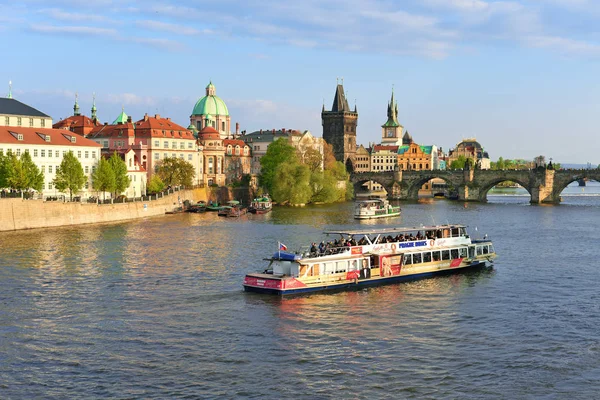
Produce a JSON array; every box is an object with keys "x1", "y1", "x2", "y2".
[
  {"x1": 127, "y1": 116, "x2": 132, "y2": 123},
  {"x1": 235, "y1": 122, "x2": 240, "y2": 135},
  {"x1": 155, "y1": 114, "x2": 160, "y2": 119},
  {"x1": 144, "y1": 113, "x2": 149, "y2": 121},
  {"x1": 166, "y1": 117, "x2": 171, "y2": 121}
]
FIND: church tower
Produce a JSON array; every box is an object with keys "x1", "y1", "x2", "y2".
[
  {"x1": 381, "y1": 88, "x2": 404, "y2": 146},
  {"x1": 321, "y1": 82, "x2": 358, "y2": 169}
]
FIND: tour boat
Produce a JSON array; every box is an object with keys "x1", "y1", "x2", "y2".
[
  {"x1": 227, "y1": 203, "x2": 248, "y2": 217},
  {"x1": 354, "y1": 198, "x2": 401, "y2": 219},
  {"x1": 243, "y1": 224, "x2": 496, "y2": 296},
  {"x1": 248, "y1": 196, "x2": 272, "y2": 214},
  {"x1": 206, "y1": 201, "x2": 222, "y2": 212}
]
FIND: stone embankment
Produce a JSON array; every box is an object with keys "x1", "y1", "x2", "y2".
[{"x1": 0, "y1": 188, "x2": 206, "y2": 232}]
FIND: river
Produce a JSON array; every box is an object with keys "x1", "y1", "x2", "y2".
[{"x1": 1, "y1": 182, "x2": 600, "y2": 399}]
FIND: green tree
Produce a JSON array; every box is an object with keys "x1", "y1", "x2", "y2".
[
  {"x1": 92, "y1": 157, "x2": 116, "y2": 200},
  {"x1": 53, "y1": 151, "x2": 86, "y2": 201},
  {"x1": 155, "y1": 157, "x2": 195, "y2": 187},
  {"x1": 309, "y1": 170, "x2": 337, "y2": 203},
  {"x1": 5, "y1": 153, "x2": 28, "y2": 192},
  {"x1": 0, "y1": 152, "x2": 9, "y2": 189},
  {"x1": 322, "y1": 142, "x2": 337, "y2": 171},
  {"x1": 147, "y1": 174, "x2": 165, "y2": 194},
  {"x1": 20, "y1": 152, "x2": 44, "y2": 192},
  {"x1": 272, "y1": 161, "x2": 311, "y2": 205},
  {"x1": 108, "y1": 152, "x2": 130, "y2": 198},
  {"x1": 259, "y1": 138, "x2": 297, "y2": 193}
]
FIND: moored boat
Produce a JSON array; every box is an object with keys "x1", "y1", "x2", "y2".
[
  {"x1": 227, "y1": 203, "x2": 248, "y2": 217},
  {"x1": 218, "y1": 200, "x2": 241, "y2": 216},
  {"x1": 354, "y1": 198, "x2": 401, "y2": 219},
  {"x1": 186, "y1": 200, "x2": 207, "y2": 213},
  {"x1": 248, "y1": 196, "x2": 272, "y2": 214},
  {"x1": 243, "y1": 224, "x2": 496, "y2": 296},
  {"x1": 206, "y1": 201, "x2": 223, "y2": 212}
]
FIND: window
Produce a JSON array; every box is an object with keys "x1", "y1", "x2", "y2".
[
  {"x1": 451, "y1": 249, "x2": 459, "y2": 259},
  {"x1": 227, "y1": 146, "x2": 232, "y2": 155},
  {"x1": 172, "y1": 141, "x2": 176, "y2": 149},
  {"x1": 235, "y1": 146, "x2": 240, "y2": 155},
  {"x1": 55, "y1": 150, "x2": 59, "y2": 157},
  {"x1": 41, "y1": 149, "x2": 45, "y2": 157},
  {"x1": 154, "y1": 153, "x2": 159, "y2": 160},
  {"x1": 188, "y1": 142, "x2": 193, "y2": 149},
  {"x1": 92, "y1": 151, "x2": 96, "y2": 159},
  {"x1": 163, "y1": 153, "x2": 167, "y2": 159},
  {"x1": 17, "y1": 117, "x2": 22, "y2": 126},
  {"x1": 188, "y1": 154, "x2": 192, "y2": 160},
  {"x1": 413, "y1": 253, "x2": 422, "y2": 264},
  {"x1": 85, "y1": 182, "x2": 89, "y2": 189},
  {"x1": 432, "y1": 251, "x2": 441, "y2": 261},
  {"x1": 103, "y1": 140, "x2": 109, "y2": 148},
  {"x1": 16, "y1": 149, "x2": 21, "y2": 156},
  {"x1": 423, "y1": 252, "x2": 432, "y2": 263},
  {"x1": 403, "y1": 254, "x2": 412, "y2": 265},
  {"x1": 34, "y1": 149, "x2": 38, "y2": 157},
  {"x1": 48, "y1": 165, "x2": 53, "y2": 173},
  {"x1": 85, "y1": 166, "x2": 89, "y2": 173},
  {"x1": 41, "y1": 119, "x2": 45, "y2": 128},
  {"x1": 222, "y1": 121, "x2": 225, "y2": 131},
  {"x1": 41, "y1": 165, "x2": 45, "y2": 173},
  {"x1": 48, "y1": 149, "x2": 52, "y2": 158},
  {"x1": 29, "y1": 118, "x2": 33, "y2": 127},
  {"x1": 442, "y1": 250, "x2": 450, "y2": 260},
  {"x1": 4, "y1": 116, "x2": 8, "y2": 125},
  {"x1": 92, "y1": 166, "x2": 96, "y2": 173},
  {"x1": 208, "y1": 157, "x2": 214, "y2": 174},
  {"x1": 77, "y1": 151, "x2": 81, "y2": 158},
  {"x1": 179, "y1": 154, "x2": 184, "y2": 159},
  {"x1": 154, "y1": 140, "x2": 160, "y2": 147},
  {"x1": 179, "y1": 142, "x2": 184, "y2": 149},
  {"x1": 85, "y1": 151, "x2": 89, "y2": 158},
  {"x1": 48, "y1": 182, "x2": 52, "y2": 189},
  {"x1": 164, "y1": 142, "x2": 169, "y2": 149}
]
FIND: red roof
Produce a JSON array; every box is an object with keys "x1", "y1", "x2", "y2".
[
  {"x1": 223, "y1": 139, "x2": 248, "y2": 147},
  {"x1": 134, "y1": 114, "x2": 194, "y2": 140},
  {"x1": 373, "y1": 145, "x2": 399, "y2": 152},
  {"x1": 53, "y1": 115, "x2": 101, "y2": 129},
  {"x1": 198, "y1": 126, "x2": 221, "y2": 140},
  {"x1": 0, "y1": 126, "x2": 102, "y2": 147},
  {"x1": 88, "y1": 122, "x2": 136, "y2": 139}
]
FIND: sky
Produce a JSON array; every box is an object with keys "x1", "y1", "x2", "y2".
[{"x1": 1, "y1": 0, "x2": 600, "y2": 164}]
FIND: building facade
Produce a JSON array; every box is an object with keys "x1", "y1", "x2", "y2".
[
  {"x1": 0, "y1": 126, "x2": 101, "y2": 198},
  {"x1": 53, "y1": 95, "x2": 102, "y2": 136},
  {"x1": 0, "y1": 97, "x2": 52, "y2": 129},
  {"x1": 321, "y1": 83, "x2": 358, "y2": 168},
  {"x1": 447, "y1": 139, "x2": 490, "y2": 169},
  {"x1": 223, "y1": 139, "x2": 251, "y2": 184}
]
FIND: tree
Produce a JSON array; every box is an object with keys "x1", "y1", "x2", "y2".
[
  {"x1": 147, "y1": 174, "x2": 165, "y2": 194},
  {"x1": 53, "y1": 151, "x2": 86, "y2": 201},
  {"x1": 323, "y1": 142, "x2": 337, "y2": 171},
  {"x1": 0, "y1": 152, "x2": 9, "y2": 189},
  {"x1": 300, "y1": 146, "x2": 323, "y2": 172},
  {"x1": 20, "y1": 152, "x2": 43, "y2": 192},
  {"x1": 108, "y1": 152, "x2": 130, "y2": 198},
  {"x1": 272, "y1": 161, "x2": 311, "y2": 205},
  {"x1": 155, "y1": 157, "x2": 195, "y2": 187},
  {"x1": 92, "y1": 157, "x2": 115, "y2": 200},
  {"x1": 259, "y1": 138, "x2": 298, "y2": 194}
]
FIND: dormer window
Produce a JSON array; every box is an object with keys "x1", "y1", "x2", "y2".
[
  {"x1": 18, "y1": 134, "x2": 23, "y2": 141},
  {"x1": 71, "y1": 136, "x2": 76, "y2": 143}
]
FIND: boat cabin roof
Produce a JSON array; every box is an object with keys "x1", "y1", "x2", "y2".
[
  {"x1": 323, "y1": 224, "x2": 467, "y2": 236},
  {"x1": 226, "y1": 200, "x2": 240, "y2": 205}
]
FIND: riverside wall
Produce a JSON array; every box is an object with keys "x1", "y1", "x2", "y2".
[{"x1": 0, "y1": 188, "x2": 207, "y2": 232}]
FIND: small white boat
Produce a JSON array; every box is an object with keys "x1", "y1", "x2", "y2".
[{"x1": 354, "y1": 198, "x2": 401, "y2": 219}]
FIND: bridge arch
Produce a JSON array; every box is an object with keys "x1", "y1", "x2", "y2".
[
  {"x1": 406, "y1": 174, "x2": 457, "y2": 199},
  {"x1": 552, "y1": 172, "x2": 600, "y2": 201},
  {"x1": 477, "y1": 177, "x2": 532, "y2": 202},
  {"x1": 352, "y1": 179, "x2": 394, "y2": 198}
]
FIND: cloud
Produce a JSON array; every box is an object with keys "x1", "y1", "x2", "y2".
[
  {"x1": 134, "y1": 19, "x2": 212, "y2": 35},
  {"x1": 525, "y1": 35, "x2": 600, "y2": 55},
  {"x1": 128, "y1": 36, "x2": 186, "y2": 51},
  {"x1": 29, "y1": 24, "x2": 117, "y2": 37},
  {"x1": 39, "y1": 8, "x2": 109, "y2": 23}
]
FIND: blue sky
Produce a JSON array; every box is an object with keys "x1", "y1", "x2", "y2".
[{"x1": 1, "y1": 0, "x2": 600, "y2": 163}]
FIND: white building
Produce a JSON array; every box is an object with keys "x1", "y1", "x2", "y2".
[
  {"x1": 0, "y1": 97, "x2": 53, "y2": 129},
  {"x1": 0, "y1": 126, "x2": 102, "y2": 198}
]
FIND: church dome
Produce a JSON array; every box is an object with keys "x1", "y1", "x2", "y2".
[{"x1": 191, "y1": 81, "x2": 229, "y2": 116}]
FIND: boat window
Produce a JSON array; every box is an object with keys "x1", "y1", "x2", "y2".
[
  {"x1": 482, "y1": 245, "x2": 489, "y2": 254},
  {"x1": 422, "y1": 252, "x2": 432, "y2": 263},
  {"x1": 452, "y1": 227, "x2": 459, "y2": 237},
  {"x1": 451, "y1": 249, "x2": 459, "y2": 259},
  {"x1": 469, "y1": 247, "x2": 475, "y2": 258},
  {"x1": 488, "y1": 245, "x2": 495, "y2": 254},
  {"x1": 336, "y1": 261, "x2": 347, "y2": 273},
  {"x1": 350, "y1": 259, "x2": 359, "y2": 271},
  {"x1": 403, "y1": 254, "x2": 412, "y2": 265},
  {"x1": 442, "y1": 250, "x2": 450, "y2": 260},
  {"x1": 432, "y1": 251, "x2": 441, "y2": 261},
  {"x1": 413, "y1": 253, "x2": 422, "y2": 264},
  {"x1": 436, "y1": 229, "x2": 443, "y2": 238},
  {"x1": 459, "y1": 248, "x2": 468, "y2": 258},
  {"x1": 477, "y1": 246, "x2": 483, "y2": 255}
]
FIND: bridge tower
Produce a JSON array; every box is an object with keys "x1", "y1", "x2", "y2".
[
  {"x1": 381, "y1": 88, "x2": 404, "y2": 146},
  {"x1": 322, "y1": 82, "x2": 358, "y2": 169}
]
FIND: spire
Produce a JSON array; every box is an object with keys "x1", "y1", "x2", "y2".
[
  {"x1": 382, "y1": 86, "x2": 400, "y2": 127},
  {"x1": 73, "y1": 92, "x2": 80, "y2": 116},
  {"x1": 331, "y1": 83, "x2": 350, "y2": 112},
  {"x1": 7, "y1": 80, "x2": 12, "y2": 99},
  {"x1": 91, "y1": 92, "x2": 97, "y2": 120}
]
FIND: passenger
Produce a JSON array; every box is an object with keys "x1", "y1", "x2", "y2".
[
  {"x1": 318, "y1": 241, "x2": 325, "y2": 253},
  {"x1": 310, "y1": 242, "x2": 317, "y2": 254}
]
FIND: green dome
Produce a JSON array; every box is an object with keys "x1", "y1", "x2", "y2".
[
  {"x1": 113, "y1": 109, "x2": 128, "y2": 124},
  {"x1": 192, "y1": 95, "x2": 229, "y2": 116}
]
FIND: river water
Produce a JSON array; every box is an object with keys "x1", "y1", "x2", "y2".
[{"x1": 1, "y1": 183, "x2": 600, "y2": 399}]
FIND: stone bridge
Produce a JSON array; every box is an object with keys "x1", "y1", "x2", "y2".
[{"x1": 350, "y1": 168, "x2": 600, "y2": 203}]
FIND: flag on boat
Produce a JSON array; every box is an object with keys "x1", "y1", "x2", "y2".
[{"x1": 278, "y1": 242, "x2": 287, "y2": 251}]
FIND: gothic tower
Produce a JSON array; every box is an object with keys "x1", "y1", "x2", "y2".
[
  {"x1": 321, "y1": 83, "x2": 358, "y2": 169},
  {"x1": 381, "y1": 88, "x2": 404, "y2": 146}
]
